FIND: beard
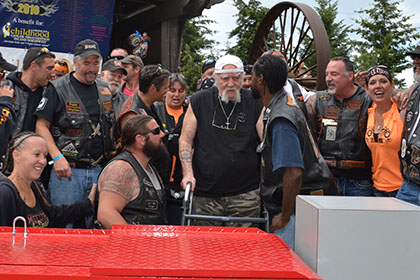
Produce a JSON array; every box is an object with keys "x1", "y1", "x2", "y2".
[
  {"x1": 413, "y1": 66, "x2": 420, "y2": 83},
  {"x1": 220, "y1": 87, "x2": 241, "y2": 103},
  {"x1": 250, "y1": 85, "x2": 261, "y2": 99},
  {"x1": 143, "y1": 140, "x2": 170, "y2": 163},
  {"x1": 109, "y1": 82, "x2": 122, "y2": 95}
]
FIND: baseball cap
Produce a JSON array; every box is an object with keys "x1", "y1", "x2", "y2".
[
  {"x1": 74, "y1": 39, "x2": 102, "y2": 58},
  {"x1": 102, "y1": 59, "x2": 127, "y2": 75},
  {"x1": 0, "y1": 52, "x2": 17, "y2": 71},
  {"x1": 214, "y1": 55, "x2": 244, "y2": 74},
  {"x1": 244, "y1": 64, "x2": 253, "y2": 75},
  {"x1": 406, "y1": 41, "x2": 420, "y2": 57},
  {"x1": 120, "y1": 55, "x2": 144, "y2": 68}
]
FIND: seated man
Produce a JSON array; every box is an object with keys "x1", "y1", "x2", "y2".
[{"x1": 97, "y1": 115, "x2": 168, "y2": 228}]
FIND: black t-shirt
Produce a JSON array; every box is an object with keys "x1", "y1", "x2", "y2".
[
  {"x1": 35, "y1": 74, "x2": 104, "y2": 160},
  {"x1": 23, "y1": 87, "x2": 44, "y2": 132},
  {"x1": 23, "y1": 200, "x2": 49, "y2": 228}
]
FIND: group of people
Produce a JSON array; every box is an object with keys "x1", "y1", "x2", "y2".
[{"x1": 1, "y1": 36, "x2": 420, "y2": 250}]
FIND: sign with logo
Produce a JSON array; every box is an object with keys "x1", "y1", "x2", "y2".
[{"x1": 0, "y1": 0, "x2": 115, "y2": 56}]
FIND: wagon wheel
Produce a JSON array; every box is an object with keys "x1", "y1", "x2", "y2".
[{"x1": 249, "y1": 1, "x2": 331, "y2": 90}]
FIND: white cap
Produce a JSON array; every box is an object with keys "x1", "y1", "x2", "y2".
[{"x1": 214, "y1": 55, "x2": 244, "y2": 74}]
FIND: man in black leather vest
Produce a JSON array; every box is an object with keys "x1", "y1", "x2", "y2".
[
  {"x1": 97, "y1": 115, "x2": 168, "y2": 228},
  {"x1": 0, "y1": 48, "x2": 54, "y2": 169},
  {"x1": 306, "y1": 57, "x2": 374, "y2": 196},
  {"x1": 179, "y1": 54, "x2": 264, "y2": 227},
  {"x1": 251, "y1": 54, "x2": 337, "y2": 249},
  {"x1": 35, "y1": 39, "x2": 114, "y2": 222}
]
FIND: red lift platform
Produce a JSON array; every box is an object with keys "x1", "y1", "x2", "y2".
[{"x1": 0, "y1": 225, "x2": 321, "y2": 279}]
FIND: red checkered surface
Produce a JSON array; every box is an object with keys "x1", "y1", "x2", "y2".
[{"x1": 0, "y1": 225, "x2": 321, "y2": 280}]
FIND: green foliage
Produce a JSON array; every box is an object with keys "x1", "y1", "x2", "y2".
[
  {"x1": 303, "y1": 0, "x2": 351, "y2": 77},
  {"x1": 352, "y1": 0, "x2": 420, "y2": 87},
  {"x1": 227, "y1": 0, "x2": 268, "y2": 63},
  {"x1": 180, "y1": 16, "x2": 217, "y2": 94}
]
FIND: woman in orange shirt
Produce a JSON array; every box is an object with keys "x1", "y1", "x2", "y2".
[{"x1": 364, "y1": 66, "x2": 405, "y2": 197}]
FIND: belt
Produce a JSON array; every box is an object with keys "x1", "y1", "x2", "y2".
[
  {"x1": 68, "y1": 159, "x2": 103, "y2": 169},
  {"x1": 325, "y1": 159, "x2": 366, "y2": 169}
]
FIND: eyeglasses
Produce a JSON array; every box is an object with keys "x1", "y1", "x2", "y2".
[
  {"x1": 146, "y1": 127, "x2": 161, "y2": 135},
  {"x1": 30, "y1": 47, "x2": 50, "y2": 63}
]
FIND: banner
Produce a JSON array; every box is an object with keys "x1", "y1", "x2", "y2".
[{"x1": 0, "y1": 0, "x2": 115, "y2": 57}]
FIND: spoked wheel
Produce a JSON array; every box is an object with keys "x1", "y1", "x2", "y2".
[{"x1": 249, "y1": 1, "x2": 331, "y2": 90}]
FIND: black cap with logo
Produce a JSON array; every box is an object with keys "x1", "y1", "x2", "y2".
[
  {"x1": 74, "y1": 39, "x2": 102, "y2": 58},
  {"x1": 102, "y1": 59, "x2": 127, "y2": 75}
]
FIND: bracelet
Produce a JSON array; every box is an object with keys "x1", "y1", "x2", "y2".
[{"x1": 48, "y1": 154, "x2": 64, "y2": 165}]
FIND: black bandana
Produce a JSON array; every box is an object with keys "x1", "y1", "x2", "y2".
[{"x1": 366, "y1": 66, "x2": 392, "y2": 83}]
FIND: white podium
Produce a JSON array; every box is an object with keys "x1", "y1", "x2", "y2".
[{"x1": 295, "y1": 196, "x2": 420, "y2": 280}]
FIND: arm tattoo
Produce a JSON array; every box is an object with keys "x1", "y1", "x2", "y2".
[
  {"x1": 179, "y1": 148, "x2": 192, "y2": 163},
  {"x1": 99, "y1": 162, "x2": 138, "y2": 202}
]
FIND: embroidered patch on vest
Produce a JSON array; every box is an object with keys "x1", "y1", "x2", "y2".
[
  {"x1": 325, "y1": 126, "x2": 336, "y2": 141},
  {"x1": 346, "y1": 100, "x2": 361, "y2": 110},
  {"x1": 61, "y1": 142, "x2": 78, "y2": 157},
  {"x1": 99, "y1": 87, "x2": 111, "y2": 95},
  {"x1": 0, "y1": 107, "x2": 11, "y2": 125},
  {"x1": 325, "y1": 105, "x2": 339, "y2": 118},
  {"x1": 406, "y1": 111, "x2": 413, "y2": 123},
  {"x1": 401, "y1": 139, "x2": 407, "y2": 158},
  {"x1": 102, "y1": 100, "x2": 113, "y2": 112},
  {"x1": 409, "y1": 165, "x2": 419, "y2": 178},
  {"x1": 286, "y1": 95, "x2": 296, "y2": 106},
  {"x1": 238, "y1": 112, "x2": 246, "y2": 123},
  {"x1": 145, "y1": 200, "x2": 158, "y2": 210},
  {"x1": 319, "y1": 93, "x2": 331, "y2": 101},
  {"x1": 66, "y1": 101, "x2": 81, "y2": 113},
  {"x1": 65, "y1": 128, "x2": 82, "y2": 137},
  {"x1": 411, "y1": 145, "x2": 420, "y2": 164}
]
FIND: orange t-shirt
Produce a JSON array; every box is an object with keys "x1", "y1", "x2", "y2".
[
  {"x1": 165, "y1": 104, "x2": 184, "y2": 125},
  {"x1": 365, "y1": 101, "x2": 403, "y2": 192}
]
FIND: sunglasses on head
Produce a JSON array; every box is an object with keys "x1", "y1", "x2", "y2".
[
  {"x1": 170, "y1": 73, "x2": 186, "y2": 81},
  {"x1": 30, "y1": 47, "x2": 50, "y2": 63},
  {"x1": 204, "y1": 59, "x2": 216, "y2": 66},
  {"x1": 56, "y1": 60, "x2": 67, "y2": 66}
]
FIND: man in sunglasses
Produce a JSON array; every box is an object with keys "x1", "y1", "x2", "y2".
[
  {"x1": 306, "y1": 57, "x2": 374, "y2": 197},
  {"x1": 35, "y1": 39, "x2": 114, "y2": 228},
  {"x1": 108, "y1": 47, "x2": 128, "y2": 61},
  {"x1": 179, "y1": 54, "x2": 264, "y2": 227},
  {"x1": 96, "y1": 115, "x2": 168, "y2": 228},
  {"x1": 0, "y1": 48, "x2": 55, "y2": 170}
]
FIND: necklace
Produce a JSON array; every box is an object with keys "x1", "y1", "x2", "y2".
[{"x1": 218, "y1": 96, "x2": 237, "y2": 128}]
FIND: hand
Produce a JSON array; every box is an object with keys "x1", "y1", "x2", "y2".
[
  {"x1": 393, "y1": 89, "x2": 409, "y2": 110},
  {"x1": 181, "y1": 176, "x2": 196, "y2": 191},
  {"x1": 53, "y1": 156, "x2": 72, "y2": 181},
  {"x1": 269, "y1": 212, "x2": 290, "y2": 233},
  {"x1": 88, "y1": 183, "x2": 97, "y2": 206},
  {"x1": 355, "y1": 71, "x2": 368, "y2": 87},
  {"x1": 0, "y1": 84, "x2": 13, "y2": 98}
]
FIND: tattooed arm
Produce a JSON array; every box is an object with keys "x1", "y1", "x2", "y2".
[
  {"x1": 179, "y1": 104, "x2": 197, "y2": 191},
  {"x1": 97, "y1": 160, "x2": 140, "y2": 229}
]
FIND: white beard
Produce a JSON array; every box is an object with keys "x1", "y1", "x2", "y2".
[
  {"x1": 414, "y1": 72, "x2": 420, "y2": 83},
  {"x1": 221, "y1": 88, "x2": 241, "y2": 103}
]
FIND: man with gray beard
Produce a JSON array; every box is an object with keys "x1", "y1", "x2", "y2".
[
  {"x1": 100, "y1": 59, "x2": 128, "y2": 118},
  {"x1": 405, "y1": 41, "x2": 420, "y2": 88},
  {"x1": 179, "y1": 55, "x2": 264, "y2": 227},
  {"x1": 306, "y1": 57, "x2": 373, "y2": 197}
]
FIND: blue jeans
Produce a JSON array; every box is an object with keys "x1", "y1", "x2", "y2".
[
  {"x1": 374, "y1": 188, "x2": 398, "y2": 197},
  {"x1": 336, "y1": 177, "x2": 374, "y2": 196},
  {"x1": 274, "y1": 213, "x2": 295, "y2": 250},
  {"x1": 49, "y1": 167, "x2": 101, "y2": 206},
  {"x1": 396, "y1": 179, "x2": 420, "y2": 206}
]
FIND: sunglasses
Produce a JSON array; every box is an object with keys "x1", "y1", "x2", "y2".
[
  {"x1": 0, "y1": 70, "x2": 7, "y2": 79},
  {"x1": 55, "y1": 60, "x2": 67, "y2": 66},
  {"x1": 30, "y1": 47, "x2": 50, "y2": 63},
  {"x1": 146, "y1": 127, "x2": 161, "y2": 135},
  {"x1": 170, "y1": 73, "x2": 186, "y2": 81},
  {"x1": 203, "y1": 59, "x2": 216, "y2": 66}
]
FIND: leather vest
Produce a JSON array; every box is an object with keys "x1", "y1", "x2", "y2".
[
  {"x1": 401, "y1": 83, "x2": 420, "y2": 184},
  {"x1": 289, "y1": 79, "x2": 309, "y2": 120},
  {"x1": 9, "y1": 80, "x2": 28, "y2": 138},
  {"x1": 124, "y1": 93, "x2": 163, "y2": 129},
  {"x1": 259, "y1": 90, "x2": 337, "y2": 216},
  {"x1": 51, "y1": 75, "x2": 114, "y2": 163},
  {"x1": 112, "y1": 151, "x2": 168, "y2": 225},
  {"x1": 314, "y1": 86, "x2": 372, "y2": 178}
]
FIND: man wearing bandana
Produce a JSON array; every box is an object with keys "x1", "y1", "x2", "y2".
[{"x1": 306, "y1": 57, "x2": 374, "y2": 196}]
